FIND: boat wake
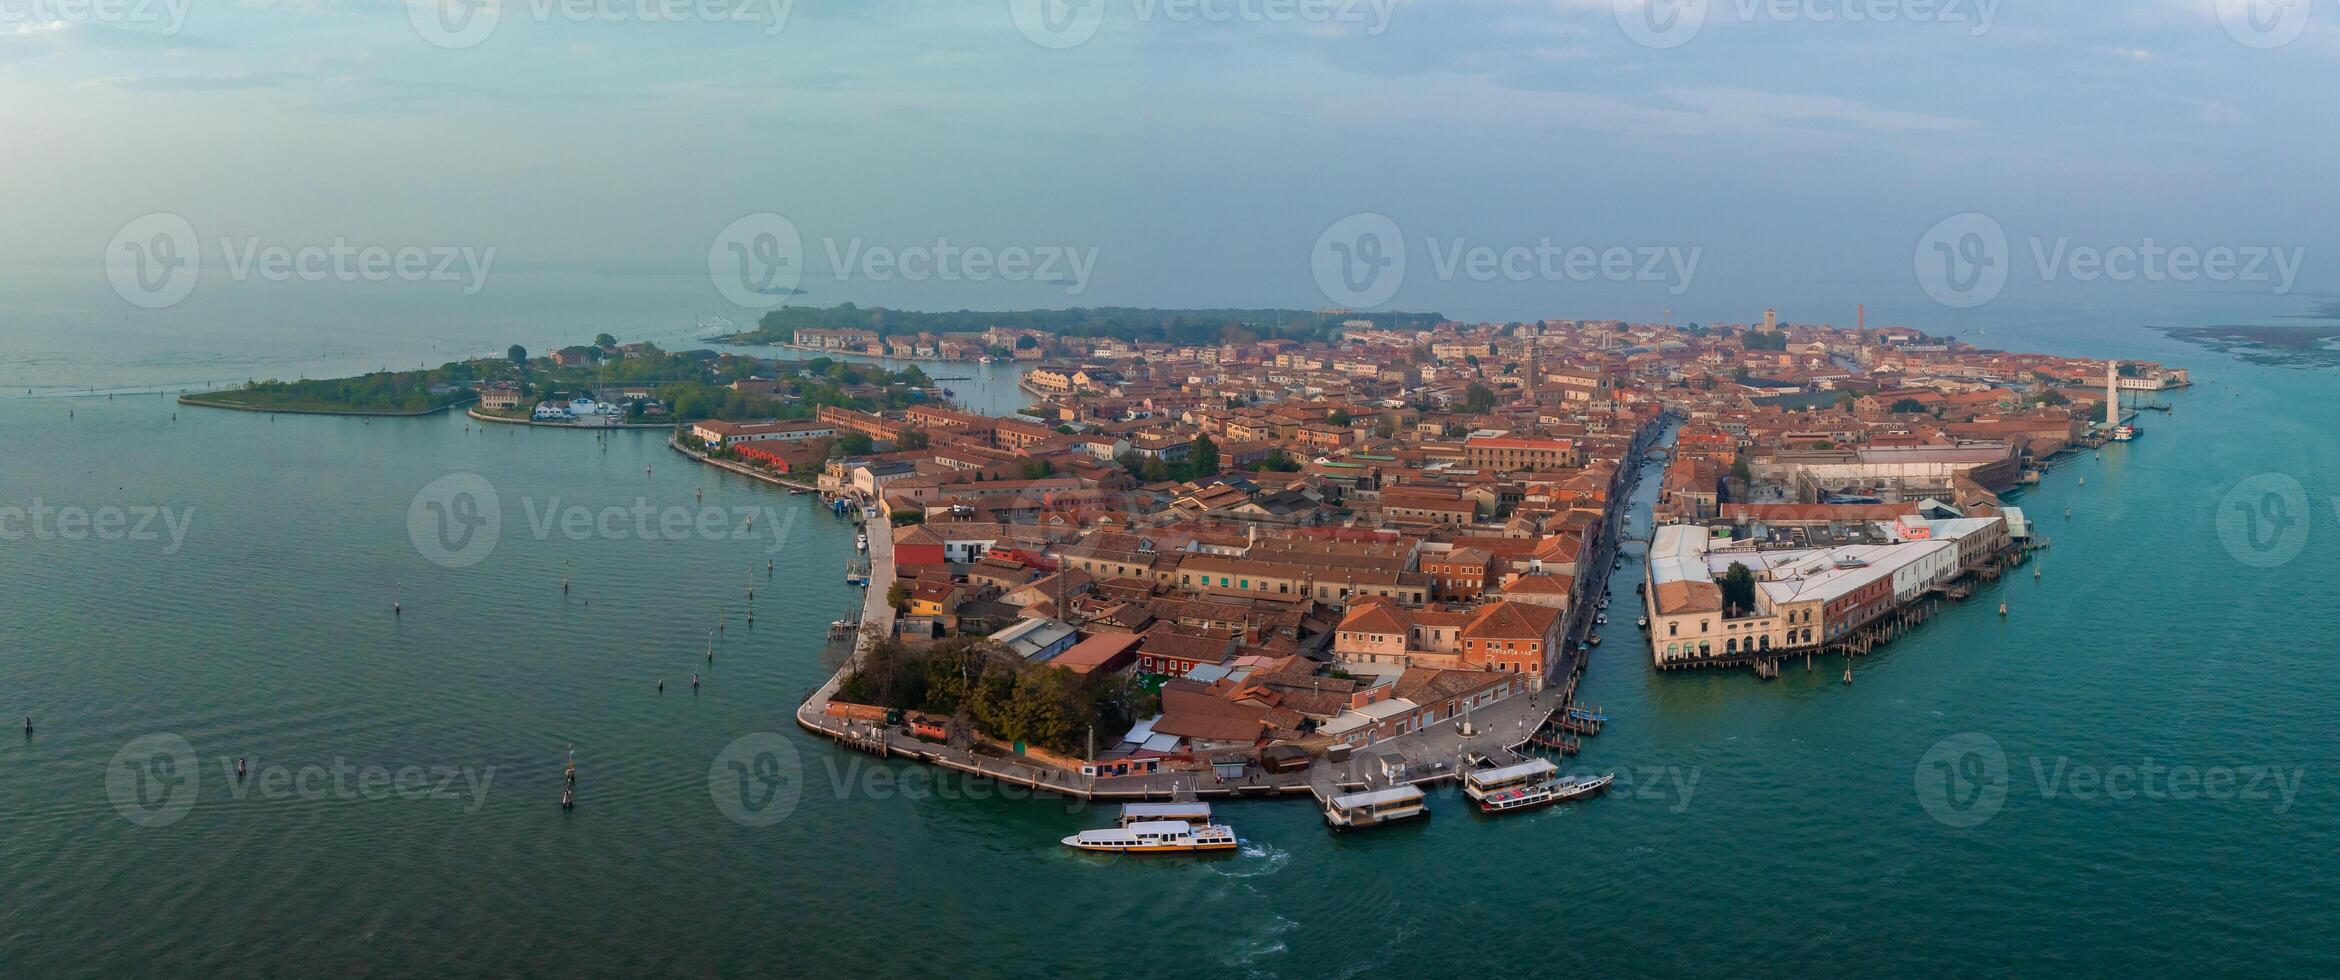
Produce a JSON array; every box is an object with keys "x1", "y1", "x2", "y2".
[
  {"x1": 1213, "y1": 841, "x2": 1290, "y2": 879},
  {"x1": 1223, "y1": 913, "x2": 1299, "y2": 973}
]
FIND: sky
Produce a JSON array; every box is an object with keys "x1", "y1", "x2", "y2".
[{"x1": 4, "y1": 0, "x2": 2337, "y2": 329}]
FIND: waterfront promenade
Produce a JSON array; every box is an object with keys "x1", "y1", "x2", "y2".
[{"x1": 667, "y1": 438, "x2": 822, "y2": 492}]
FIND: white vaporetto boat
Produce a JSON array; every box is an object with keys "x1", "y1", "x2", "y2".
[
  {"x1": 1478, "y1": 773, "x2": 1615, "y2": 815},
  {"x1": 1061, "y1": 820, "x2": 1239, "y2": 854}
]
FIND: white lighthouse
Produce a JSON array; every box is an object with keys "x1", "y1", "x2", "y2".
[
  {"x1": 2107, "y1": 360, "x2": 2137, "y2": 441},
  {"x1": 2105, "y1": 361, "x2": 2118, "y2": 426}
]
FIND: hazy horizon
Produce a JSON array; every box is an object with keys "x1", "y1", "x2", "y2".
[{"x1": 7, "y1": 1, "x2": 2338, "y2": 331}]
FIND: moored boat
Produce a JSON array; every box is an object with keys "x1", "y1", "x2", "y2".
[
  {"x1": 1324, "y1": 785, "x2": 1428, "y2": 830},
  {"x1": 1477, "y1": 773, "x2": 1614, "y2": 814},
  {"x1": 1061, "y1": 820, "x2": 1239, "y2": 854},
  {"x1": 1463, "y1": 758, "x2": 1557, "y2": 804},
  {"x1": 1118, "y1": 801, "x2": 1213, "y2": 828}
]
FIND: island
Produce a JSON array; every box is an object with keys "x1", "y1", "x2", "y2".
[{"x1": 737, "y1": 307, "x2": 2189, "y2": 823}]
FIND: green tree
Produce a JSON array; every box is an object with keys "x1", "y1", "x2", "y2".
[
  {"x1": 1890, "y1": 398, "x2": 1928, "y2": 414},
  {"x1": 507, "y1": 344, "x2": 527, "y2": 364},
  {"x1": 593, "y1": 333, "x2": 617, "y2": 348},
  {"x1": 1720, "y1": 562, "x2": 1756, "y2": 616},
  {"x1": 1189, "y1": 433, "x2": 1219, "y2": 477},
  {"x1": 1464, "y1": 383, "x2": 1497, "y2": 413}
]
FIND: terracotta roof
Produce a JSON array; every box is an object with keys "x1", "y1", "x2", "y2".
[
  {"x1": 1462, "y1": 600, "x2": 1562, "y2": 640},
  {"x1": 1153, "y1": 681, "x2": 1268, "y2": 742},
  {"x1": 1505, "y1": 573, "x2": 1574, "y2": 595}
]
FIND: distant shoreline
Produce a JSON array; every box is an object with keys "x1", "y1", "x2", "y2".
[
  {"x1": 709, "y1": 338, "x2": 992, "y2": 367},
  {"x1": 466, "y1": 406, "x2": 674, "y2": 430},
  {"x1": 178, "y1": 394, "x2": 472, "y2": 418},
  {"x1": 667, "y1": 438, "x2": 822, "y2": 492}
]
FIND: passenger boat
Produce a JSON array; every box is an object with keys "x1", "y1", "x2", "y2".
[
  {"x1": 1118, "y1": 801, "x2": 1214, "y2": 828},
  {"x1": 1477, "y1": 773, "x2": 1615, "y2": 814},
  {"x1": 1463, "y1": 758, "x2": 1557, "y2": 804},
  {"x1": 1061, "y1": 820, "x2": 1239, "y2": 854},
  {"x1": 1323, "y1": 786, "x2": 1428, "y2": 830}
]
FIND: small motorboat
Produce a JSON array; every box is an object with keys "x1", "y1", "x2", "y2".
[{"x1": 1637, "y1": 616, "x2": 1649, "y2": 629}]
